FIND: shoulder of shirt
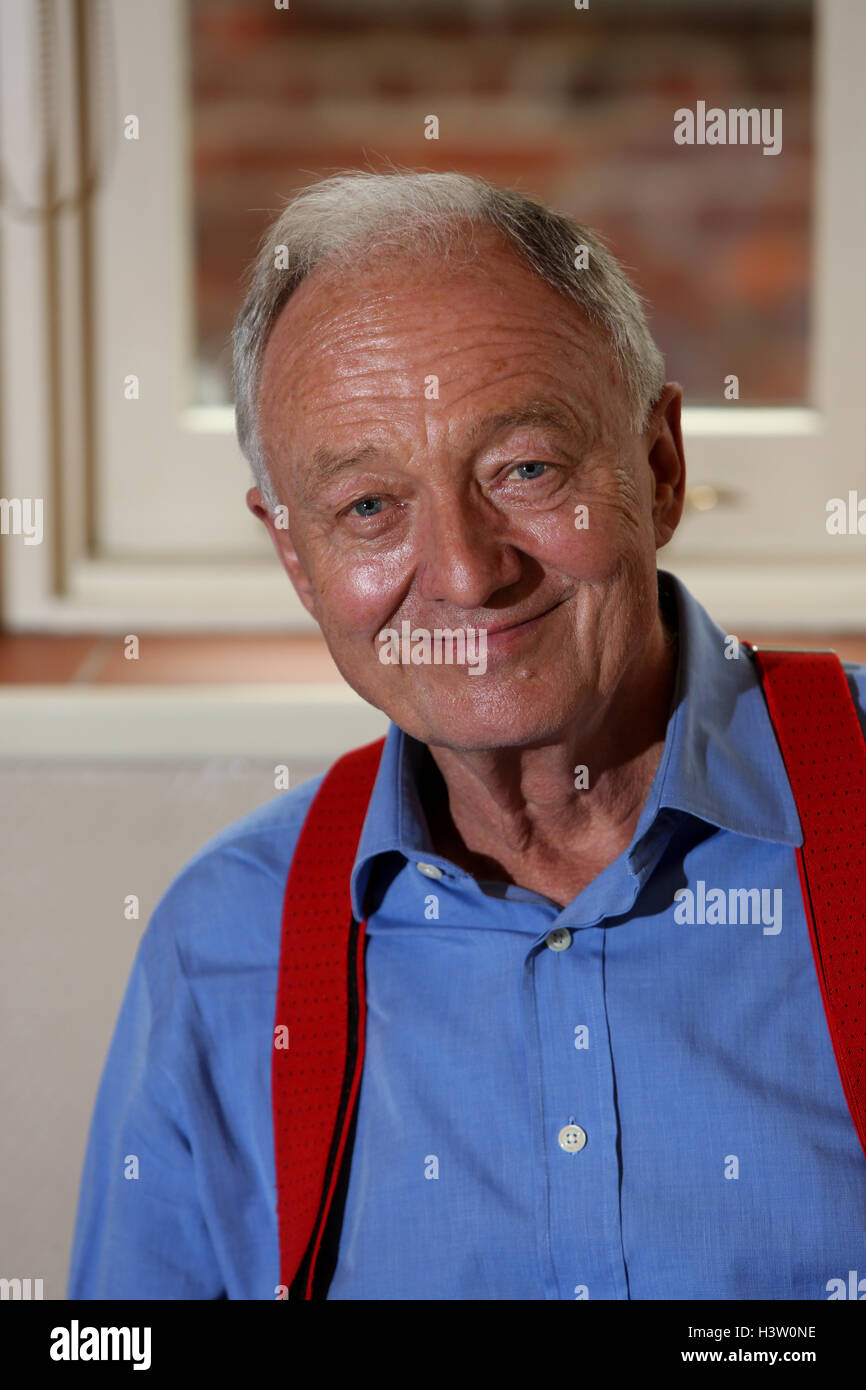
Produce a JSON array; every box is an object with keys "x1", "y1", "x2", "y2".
[{"x1": 139, "y1": 769, "x2": 329, "y2": 979}]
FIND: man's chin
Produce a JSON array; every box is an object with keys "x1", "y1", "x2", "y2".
[
  {"x1": 382, "y1": 684, "x2": 578, "y2": 753},
  {"x1": 333, "y1": 656, "x2": 583, "y2": 747}
]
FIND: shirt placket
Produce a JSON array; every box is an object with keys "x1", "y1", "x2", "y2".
[{"x1": 523, "y1": 918, "x2": 630, "y2": 1300}]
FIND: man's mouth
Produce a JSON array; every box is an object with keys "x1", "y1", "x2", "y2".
[{"x1": 485, "y1": 598, "x2": 566, "y2": 645}]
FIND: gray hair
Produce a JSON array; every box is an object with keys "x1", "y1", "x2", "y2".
[{"x1": 232, "y1": 170, "x2": 666, "y2": 513}]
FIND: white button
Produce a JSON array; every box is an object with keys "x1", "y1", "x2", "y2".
[
  {"x1": 416, "y1": 862, "x2": 443, "y2": 879},
  {"x1": 546, "y1": 927, "x2": 572, "y2": 951},
  {"x1": 558, "y1": 1124, "x2": 587, "y2": 1153}
]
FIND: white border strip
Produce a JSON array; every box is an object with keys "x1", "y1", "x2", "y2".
[{"x1": 0, "y1": 684, "x2": 389, "y2": 759}]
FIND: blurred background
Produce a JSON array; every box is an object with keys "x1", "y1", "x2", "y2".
[
  {"x1": 0, "y1": 0, "x2": 864, "y2": 1298},
  {"x1": 192, "y1": 0, "x2": 811, "y2": 406}
]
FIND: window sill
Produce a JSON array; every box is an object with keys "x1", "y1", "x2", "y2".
[
  {"x1": 0, "y1": 627, "x2": 863, "y2": 759},
  {"x1": 0, "y1": 682, "x2": 387, "y2": 760}
]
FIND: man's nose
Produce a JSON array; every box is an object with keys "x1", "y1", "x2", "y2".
[{"x1": 415, "y1": 495, "x2": 523, "y2": 609}]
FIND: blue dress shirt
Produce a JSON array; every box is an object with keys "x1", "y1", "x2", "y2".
[{"x1": 68, "y1": 571, "x2": 866, "y2": 1300}]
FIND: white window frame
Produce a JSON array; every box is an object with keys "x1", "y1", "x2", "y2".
[{"x1": 1, "y1": 0, "x2": 864, "y2": 633}]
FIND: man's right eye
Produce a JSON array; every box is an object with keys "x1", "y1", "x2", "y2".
[{"x1": 350, "y1": 496, "x2": 384, "y2": 518}]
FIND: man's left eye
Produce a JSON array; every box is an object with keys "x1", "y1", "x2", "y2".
[
  {"x1": 350, "y1": 496, "x2": 385, "y2": 517},
  {"x1": 510, "y1": 461, "x2": 548, "y2": 480}
]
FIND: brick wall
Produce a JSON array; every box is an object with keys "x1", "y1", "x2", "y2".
[{"x1": 190, "y1": 0, "x2": 812, "y2": 408}]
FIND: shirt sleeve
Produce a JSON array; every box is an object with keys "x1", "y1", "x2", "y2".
[{"x1": 67, "y1": 911, "x2": 226, "y2": 1300}]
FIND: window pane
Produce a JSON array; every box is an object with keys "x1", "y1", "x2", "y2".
[{"x1": 190, "y1": 0, "x2": 812, "y2": 407}]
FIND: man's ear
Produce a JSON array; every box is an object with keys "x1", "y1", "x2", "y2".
[
  {"x1": 644, "y1": 383, "x2": 686, "y2": 549},
  {"x1": 245, "y1": 486, "x2": 317, "y2": 617}
]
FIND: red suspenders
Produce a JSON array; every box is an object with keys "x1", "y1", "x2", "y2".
[
  {"x1": 273, "y1": 649, "x2": 866, "y2": 1297},
  {"x1": 748, "y1": 647, "x2": 866, "y2": 1162},
  {"x1": 272, "y1": 737, "x2": 384, "y2": 1301}
]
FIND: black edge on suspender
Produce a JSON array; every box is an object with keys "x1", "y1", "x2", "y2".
[
  {"x1": 796, "y1": 845, "x2": 829, "y2": 985},
  {"x1": 289, "y1": 917, "x2": 366, "y2": 1301},
  {"x1": 309, "y1": 1071, "x2": 363, "y2": 1300}
]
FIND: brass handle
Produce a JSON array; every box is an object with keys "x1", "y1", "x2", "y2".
[{"x1": 684, "y1": 484, "x2": 741, "y2": 513}]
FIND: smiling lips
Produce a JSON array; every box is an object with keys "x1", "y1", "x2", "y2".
[{"x1": 485, "y1": 599, "x2": 564, "y2": 644}]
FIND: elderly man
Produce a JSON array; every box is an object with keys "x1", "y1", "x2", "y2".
[{"x1": 69, "y1": 171, "x2": 866, "y2": 1301}]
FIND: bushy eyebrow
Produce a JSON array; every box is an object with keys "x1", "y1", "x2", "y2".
[
  {"x1": 299, "y1": 398, "x2": 595, "y2": 502},
  {"x1": 301, "y1": 442, "x2": 382, "y2": 501}
]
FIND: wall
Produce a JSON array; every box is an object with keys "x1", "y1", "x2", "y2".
[{"x1": 0, "y1": 756, "x2": 328, "y2": 1300}]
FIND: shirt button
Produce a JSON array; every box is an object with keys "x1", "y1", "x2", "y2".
[
  {"x1": 546, "y1": 927, "x2": 572, "y2": 951},
  {"x1": 558, "y1": 1124, "x2": 587, "y2": 1153},
  {"x1": 416, "y1": 861, "x2": 443, "y2": 879}
]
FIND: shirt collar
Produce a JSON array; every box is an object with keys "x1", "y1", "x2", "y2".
[
  {"x1": 350, "y1": 568, "x2": 802, "y2": 919},
  {"x1": 645, "y1": 569, "x2": 801, "y2": 849}
]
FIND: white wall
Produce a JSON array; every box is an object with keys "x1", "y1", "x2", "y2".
[{"x1": 0, "y1": 755, "x2": 329, "y2": 1300}]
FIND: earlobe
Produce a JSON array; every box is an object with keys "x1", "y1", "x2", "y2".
[{"x1": 245, "y1": 486, "x2": 269, "y2": 523}]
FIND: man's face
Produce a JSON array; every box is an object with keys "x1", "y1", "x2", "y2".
[{"x1": 253, "y1": 229, "x2": 685, "y2": 750}]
